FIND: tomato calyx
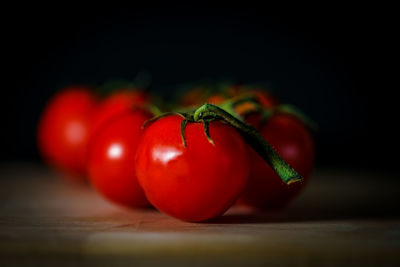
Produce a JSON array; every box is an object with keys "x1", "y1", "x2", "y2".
[
  {"x1": 143, "y1": 111, "x2": 215, "y2": 147},
  {"x1": 193, "y1": 103, "x2": 302, "y2": 185},
  {"x1": 144, "y1": 103, "x2": 302, "y2": 185}
]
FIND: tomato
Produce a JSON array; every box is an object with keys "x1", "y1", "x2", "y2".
[
  {"x1": 204, "y1": 87, "x2": 279, "y2": 115},
  {"x1": 135, "y1": 115, "x2": 250, "y2": 221},
  {"x1": 238, "y1": 113, "x2": 315, "y2": 209},
  {"x1": 88, "y1": 110, "x2": 152, "y2": 208},
  {"x1": 37, "y1": 87, "x2": 97, "y2": 178},
  {"x1": 246, "y1": 89, "x2": 279, "y2": 109},
  {"x1": 205, "y1": 94, "x2": 226, "y2": 105},
  {"x1": 179, "y1": 87, "x2": 211, "y2": 107},
  {"x1": 91, "y1": 89, "x2": 149, "y2": 136}
]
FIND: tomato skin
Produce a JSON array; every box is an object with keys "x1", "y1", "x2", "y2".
[
  {"x1": 37, "y1": 87, "x2": 97, "y2": 178},
  {"x1": 205, "y1": 88, "x2": 279, "y2": 114},
  {"x1": 135, "y1": 116, "x2": 250, "y2": 222},
  {"x1": 91, "y1": 90, "x2": 149, "y2": 136},
  {"x1": 180, "y1": 87, "x2": 210, "y2": 107},
  {"x1": 248, "y1": 89, "x2": 279, "y2": 109},
  {"x1": 238, "y1": 114, "x2": 315, "y2": 209},
  {"x1": 88, "y1": 110, "x2": 152, "y2": 208},
  {"x1": 205, "y1": 94, "x2": 226, "y2": 105}
]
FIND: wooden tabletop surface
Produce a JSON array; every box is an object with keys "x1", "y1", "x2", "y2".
[{"x1": 0, "y1": 163, "x2": 399, "y2": 266}]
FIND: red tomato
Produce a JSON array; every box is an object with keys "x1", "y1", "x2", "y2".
[
  {"x1": 91, "y1": 89, "x2": 149, "y2": 136},
  {"x1": 205, "y1": 94, "x2": 226, "y2": 105},
  {"x1": 238, "y1": 113, "x2": 315, "y2": 209},
  {"x1": 179, "y1": 87, "x2": 210, "y2": 107},
  {"x1": 205, "y1": 87, "x2": 279, "y2": 115},
  {"x1": 37, "y1": 87, "x2": 97, "y2": 178},
  {"x1": 135, "y1": 115, "x2": 251, "y2": 221},
  {"x1": 247, "y1": 89, "x2": 279, "y2": 109},
  {"x1": 88, "y1": 110, "x2": 152, "y2": 208}
]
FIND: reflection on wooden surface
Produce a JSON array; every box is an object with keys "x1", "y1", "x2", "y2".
[{"x1": 0, "y1": 163, "x2": 399, "y2": 266}]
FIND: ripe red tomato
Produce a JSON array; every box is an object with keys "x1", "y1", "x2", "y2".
[
  {"x1": 88, "y1": 110, "x2": 152, "y2": 208},
  {"x1": 37, "y1": 87, "x2": 97, "y2": 178},
  {"x1": 91, "y1": 89, "x2": 149, "y2": 136},
  {"x1": 135, "y1": 115, "x2": 251, "y2": 221},
  {"x1": 247, "y1": 89, "x2": 279, "y2": 109},
  {"x1": 238, "y1": 113, "x2": 315, "y2": 209}
]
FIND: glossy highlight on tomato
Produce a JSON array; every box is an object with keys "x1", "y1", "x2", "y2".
[
  {"x1": 135, "y1": 115, "x2": 251, "y2": 222},
  {"x1": 238, "y1": 113, "x2": 315, "y2": 209},
  {"x1": 37, "y1": 86, "x2": 97, "y2": 178},
  {"x1": 88, "y1": 110, "x2": 152, "y2": 208}
]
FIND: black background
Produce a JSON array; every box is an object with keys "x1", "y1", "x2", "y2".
[{"x1": 2, "y1": 6, "x2": 397, "y2": 171}]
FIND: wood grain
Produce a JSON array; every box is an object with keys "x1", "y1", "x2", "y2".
[{"x1": 1, "y1": 163, "x2": 399, "y2": 266}]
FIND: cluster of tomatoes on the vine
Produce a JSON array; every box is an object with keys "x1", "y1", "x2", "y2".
[{"x1": 37, "y1": 81, "x2": 315, "y2": 222}]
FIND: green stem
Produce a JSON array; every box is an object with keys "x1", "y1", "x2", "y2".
[
  {"x1": 193, "y1": 103, "x2": 302, "y2": 184},
  {"x1": 217, "y1": 101, "x2": 243, "y2": 120},
  {"x1": 215, "y1": 95, "x2": 259, "y2": 119},
  {"x1": 145, "y1": 104, "x2": 163, "y2": 117},
  {"x1": 180, "y1": 119, "x2": 189, "y2": 147},
  {"x1": 216, "y1": 95, "x2": 266, "y2": 120},
  {"x1": 142, "y1": 112, "x2": 186, "y2": 129}
]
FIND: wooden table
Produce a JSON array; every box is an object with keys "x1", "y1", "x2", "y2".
[{"x1": 1, "y1": 163, "x2": 399, "y2": 266}]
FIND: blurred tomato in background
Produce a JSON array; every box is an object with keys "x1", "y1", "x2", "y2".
[
  {"x1": 37, "y1": 86, "x2": 97, "y2": 179},
  {"x1": 238, "y1": 113, "x2": 315, "y2": 209},
  {"x1": 91, "y1": 89, "x2": 149, "y2": 137}
]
